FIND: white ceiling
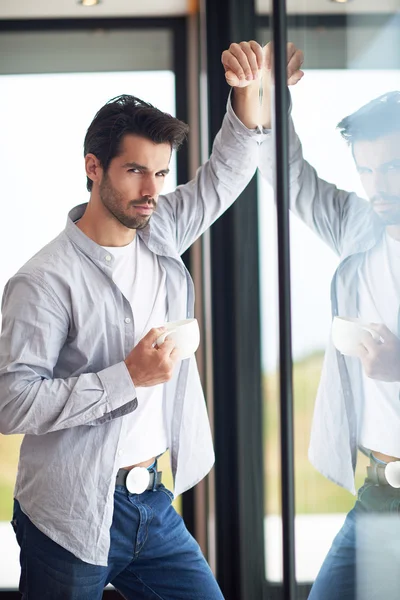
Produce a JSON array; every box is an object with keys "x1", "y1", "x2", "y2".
[
  {"x1": 0, "y1": 0, "x2": 398, "y2": 19},
  {"x1": 0, "y1": 0, "x2": 189, "y2": 19},
  {"x1": 257, "y1": 0, "x2": 400, "y2": 14}
]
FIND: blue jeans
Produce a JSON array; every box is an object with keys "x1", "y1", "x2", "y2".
[
  {"x1": 12, "y1": 484, "x2": 224, "y2": 600},
  {"x1": 308, "y1": 479, "x2": 400, "y2": 600}
]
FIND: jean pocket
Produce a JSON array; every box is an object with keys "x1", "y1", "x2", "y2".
[
  {"x1": 388, "y1": 497, "x2": 400, "y2": 514},
  {"x1": 357, "y1": 482, "x2": 400, "y2": 514},
  {"x1": 158, "y1": 484, "x2": 174, "y2": 503}
]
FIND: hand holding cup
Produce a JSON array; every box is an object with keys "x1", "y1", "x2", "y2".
[{"x1": 156, "y1": 318, "x2": 200, "y2": 361}]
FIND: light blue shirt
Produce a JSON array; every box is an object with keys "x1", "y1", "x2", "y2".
[{"x1": 0, "y1": 96, "x2": 267, "y2": 565}]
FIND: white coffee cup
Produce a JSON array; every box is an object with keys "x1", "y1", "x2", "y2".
[
  {"x1": 156, "y1": 318, "x2": 200, "y2": 360},
  {"x1": 331, "y1": 316, "x2": 381, "y2": 357}
]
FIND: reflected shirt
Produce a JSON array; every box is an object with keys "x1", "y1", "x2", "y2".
[
  {"x1": 259, "y1": 114, "x2": 387, "y2": 494},
  {"x1": 358, "y1": 233, "x2": 400, "y2": 457}
]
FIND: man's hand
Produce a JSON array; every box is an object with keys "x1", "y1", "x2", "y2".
[
  {"x1": 263, "y1": 41, "x2": 304, "y2": 87},
  {"x1": 222, "y1": 41, "x2": 264, "y2": 88},
  {"x1": 357, "y1": 323, "x2": 400, "y2": 382},
  {"x1": 124, "y1": 327, "x2": 180, "y2": 387},
  {"x1": 221, "y1": 41, "x2": 264, "y2": 129},
  {"x1": 222, "y1": 41, "x2": 304, "y2": 129},
  {"x1": 222, "y1": 41, "x2": 304, "y2": 89},
  {"x1": 260, "y1": 41, "x2": 304, "y2": 129}
]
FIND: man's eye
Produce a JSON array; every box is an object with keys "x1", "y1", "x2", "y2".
[
  {"x1": 156, "y1": 172, "x2": 167, "y2": 178},
  {"x1": 385, "y1": 164, "x2": 400, "y2": 172},
  {"x1": 128, "y1": 168, "x2": 140, "y2": 173}
]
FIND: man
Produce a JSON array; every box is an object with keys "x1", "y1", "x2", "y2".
[
  {"x1": 0, "y1": 40, "x2": 272, "y2": 600},
  {"x1": 260, "y1": 42, "x2": 400, "y2": 599}
]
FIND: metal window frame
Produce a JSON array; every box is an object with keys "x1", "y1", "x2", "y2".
[
  {"x1": 204, "y1": 1, "x2": 266, "y2": 599},
  {"x1": 257, "y1": 12, "x2": 400, "y2": 28},
  {"x1": 270, "y1": 1, "x2": 296, "y2": 598}
]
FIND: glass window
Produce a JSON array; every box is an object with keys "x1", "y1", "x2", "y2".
[{"x1": 258, "y1": 7, "x2": 400, "y2": 595}]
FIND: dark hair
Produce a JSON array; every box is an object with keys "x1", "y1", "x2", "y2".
[
  {"x1": 84, "y1": 94, "x2": 189, "y2": 191},
  {"x1": 337, "y1": 91, "x2": 400, "y2": 146}
]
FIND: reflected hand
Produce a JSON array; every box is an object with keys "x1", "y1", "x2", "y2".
[
  {"x1": 222, "y1": 41, "x2": 264, "y2": 88},
  {"x1": 263, "y1": 41, "x2": 305, "y2": 87},
  {"x1": 357, "y1": 323, "x2": 400, "y2": 382}
]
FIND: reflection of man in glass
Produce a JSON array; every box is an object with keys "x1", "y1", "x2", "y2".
[
  {"x1": 0, "y1": 40, "x2": 267, "y2": 599},
  {"x1": 310, "y1": 92, "x2": 400, "y2": 600},
  {"x1": 260, "y1": 42, "x2": 400, "y2": 599}
]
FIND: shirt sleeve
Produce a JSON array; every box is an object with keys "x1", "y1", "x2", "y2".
[
  {"x1": 0, "y1": 273, "x2": 137, "y2": 436},
  {"x1": 158, "y1": 91, "x2": 268, "y2": 256},
  {"x1": 258, "y1": 113, "x2": 371, "y2": 256}
]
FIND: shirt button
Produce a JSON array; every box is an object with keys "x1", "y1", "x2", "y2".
[
  {"x1": 124, "y1": 317, "x2": 131, "y2": 324},
  {"x1": 118, "y1": 450, "x2": 123, "y2": 456},
  {"x1": 105, "y1": 254, "x2": 112, "y2": 262}
]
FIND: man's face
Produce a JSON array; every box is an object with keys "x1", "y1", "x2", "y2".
[
  {"x1": 99, "y1": 134, "x2": 171, "y2": 230},
  {"x1": 354, "y1": 131, "x2": 400, "y2": 225}
]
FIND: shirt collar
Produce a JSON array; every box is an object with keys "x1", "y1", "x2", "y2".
[
  {"x1": 64, "y1": 203, "x2": 116, "y2": 272},
  {"x1": 64, "y1": 203, "x2": 176, "y2": 270},
  {"x1": 341, "y1": 209, "x2": 385, "y2": 259}
]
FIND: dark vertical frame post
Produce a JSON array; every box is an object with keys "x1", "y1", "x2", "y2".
[
  {"x1": 205, "y1": 1, "x2": 265, "y2": 599},
  {"x1": 271, "y1": 1, "x2": 296, "y2": 598},
  {"x1": 177, "y1": 12, "x2": 212, "y2": 559},
  {"x1": 172, "y1": 18, "x2": 190, "y2": 189}
]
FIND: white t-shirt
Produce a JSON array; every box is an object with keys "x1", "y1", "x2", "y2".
[
  {"x1": 358, "y1": 232, "x2": 400, "y2": 456},
  {"x1": 102, "y1": 235, "x2": 168, "y2": 467}
]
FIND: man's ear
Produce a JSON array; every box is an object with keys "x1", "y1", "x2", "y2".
[{"x1": 85, "y1": 154, "x2": 103, "y2": 187}]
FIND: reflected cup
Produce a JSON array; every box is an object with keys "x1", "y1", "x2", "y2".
[{"x1": 331, "y1": 316, "x2": 381, "y2": 357}]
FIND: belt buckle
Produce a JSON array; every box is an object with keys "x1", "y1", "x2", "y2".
[
  {"x1": 385, "y1": 461, "x2": 400, "y2": 488},
  {"x1": 125, "y1": 467, "x2": 150, "y2": 494}
]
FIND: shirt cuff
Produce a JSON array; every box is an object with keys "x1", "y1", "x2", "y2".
[
  {"x1": 97, "y1": 361, "x2": 137, "y2": 413},
  {"x1": 226, "y1": 90, "x2": 270, "y2": 142}
]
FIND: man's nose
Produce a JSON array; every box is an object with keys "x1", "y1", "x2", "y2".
[
  {"x1": 140, "y1": 176, "x2": 158, "y2": 198},
  {"x1": 371, "y1": 170, "x2": 389, "y2": 196}
]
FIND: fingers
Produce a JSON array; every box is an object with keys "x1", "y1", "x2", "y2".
[
  {"x1": 222, "y1": 40, "x2": 304, "y2": 89},
  {"x1": 249, "y1": 40, "x2": 264, "y2": 70},
  {"x1": 143, "y1": 326, "x2": 167, "y2": 346},
  {"x1": 287, "y1": 47, "x2": 304, "y2": 80},
  {"x1": 359, "y1": 335, "x2": 379, "y2": 354},
  {"x1": 170, "y1": 347, "x2": 182, "y2": 363},
  {"x1": 261, "y1": 42, "x2": 304, "y2": 87},
  {"x1": 239, "y1": 42, "x2": 260, "y2": 80},
  {"x1": 157, "y1": 336, "x2": 175, "y2": 355},
  {"x1": 222, "y1": 41, "x2": 263, "y2": 83},
  {"x1": 222, "y1": 50, "x2": 245, "y2": 79},
  {"x1": 356, "y1": 343, "x2": 369, "y2": 358},
  {"x1": 286, "y1": 42, "x2": 297, "y2": 62},
  {"x1": 288, "y1": 70, "x2": 304, "y2": 86},
  {"x1": 367, "y1": 323, "x2": 391, "y2": 339},
  {"x1": 358, "y1": 328, "x2": 386, "y2": 355},
  {"x1": 263, "y1": 42, "x2": 273, "y2": 69},
  {"x1": 224, "y1": 70, "x2": 241, "y2": 88}
]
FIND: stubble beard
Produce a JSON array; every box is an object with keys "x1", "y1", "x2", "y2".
[
  {"x1": 99, "y1": 174, "x2": 155, "y2": 230},
  {"x1": 371, "y1": 196, "x2": 400, "y2": 226}
]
